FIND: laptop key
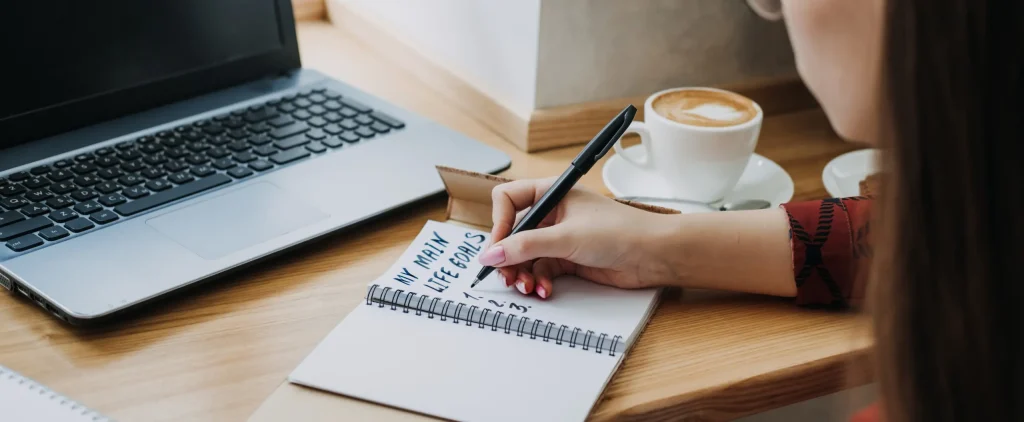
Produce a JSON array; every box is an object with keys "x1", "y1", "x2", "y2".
[
  {"x1": 323, "y1": 112, "x2": 342, "y2": 123},
  {"x1": 0, "y1": 211, "x2": 26, "y2": 227},
  {"x1": 165, "y1": 147, "x2": 190, "y2": 159},
  {"x1": 187, "y1": 142, "x2": 211, "y2": 153},
  {"x1": 212, "y1": 159, "x2": 236, "y2": 170},
  {"x1": 370, "y1": 111, "x2": 406, "y2": 129},
  {"x1": 227, "y1": 141, "x2": 250, "y2": 152},
  {"x1": 64, "y1": 217, "x2": 95, "y2": 233},
  {"x1": 7, "y1": 234, "x2": 44, "y2": 252},
  {"x1": 244, "y1": 107, "x2": 278, "y2": 123},
  {"x1": 341, "y1": 99, "x2": 372, "y2": 113},
  {"x1": 190, "y1": 165, "x2": 216, "y2": 178},
  {"x1": 21, "y1": 204, "x2": 49, "y2": 218},
  {"x1": 114, "y1": 174, "x2": 232, "y2": 217},
  {"x1": 145, "y1": 179, "x2": 172, "y2": 192},
  {"x1": 90, "y1": 210, "x2": 119, "y2": 225},
  {"x1": 50, "y1": 181, "x2": 77, "y2": 195},
  {"x1": 1, "y1": 197, "x2": 28, "y2": 210},
  {"x1": 323, "y1": 101, "x2": 342, "y2": 111},
  {"x1": 143, "y1": 155, "x2": 169, "y2": 166},
  {"x1": 25, "y1": 190, "x2": 52, "y2": 203},
  {"x1": 73, "y1": 175, "x2": 100, "y2": 186},
  {"x1": 123, "y1": 186, "x2": 149, "y2": 199},
  {"x1": 47, "y1": 170, "x2": 75, "y2": 182},
  {"x1": 0, "y1": 216, "x2": 53, "y2": 241},
  {"x1": 207, "y1": 147, "x2": 232, "y2": 159},
  {"x1": 306, "y1": 142, "x2": 327, "y2": 154},
  {"x1": 46, "y1": 196, "x2": 75, "y2": 209},
  {"x1": 224, "y1": 119, "x2": 246, "y2": 130},
  {"x1": 185, "y1": 155, "x2": 209, "y2": 165},
  {"x1": 248, "y1": 134, "x2": 273, "y2": 146},
  {"x1": 307, "y1": 116, "x2": 328, "y2": 127},
  {"x1": 165, "y1": 161, "x2": 189, "y2": 173},
  {"x1": 270, "y1": 148, "x2": 310, "y2": 165},
  {"x1": 117, "y1": 150, "x2": 143, "y2": 161},
  {"x1": 139, "y1": 143, "x2": 163, "y2": 155},
  {"x1": 71, "y1": 189, "x2": 98, "y2": 202},
  {"x1": 48, "y1": 209, "x2": 77, "y2": 223},
  {"x1": 0, "y1": 184, "x2": 26, "y2": 197},
  {"x1": 227, "y1": 167, "x2": 254, "y2": 179},
  {"x1": 249, "y1": 122, "x2": 271, "y2": 133},
  {"x1": 7, "y1": 172, "x2": 29, "y2": 182},
  {"x1": 233, "y1": 152, "x2": 257, "y2": 163},
  {"x1": 370, "y1": 122, "x2": 392, "y2": 133},
  {"x1": 99, "y1": 194, "x2": 127, "y2": 207},
  {"x1": 202, "y1": 124, "x2": 226, "y2": 135},
  {"x1": 322, "y1": 137, "x2": 345, "y2": 148},
  {"x1": 274, "y1": 134, "x2": 310, "y2": 150},
  {"x1": 168, "y1": 172, "x2": 195, "y2": 185},
  {"x1": 339, "y1": 107, "x2": 358, "y2": 118},
  {"x1": 141, "y1": 167, "x2": 166, "y2": 179},
  {"x1": 323, "y1": 90, "x2": 341, "y2": 99},
  {"x1": 53, "y1": 160, "x2": 73, "y2": 168},
  {"x1": 94, "y1": 156, "x2": 120, "y2": 168},
  {"x1": 253, "y1": 146, "x2": 277, "y2": 156},
  {"x1": 355, "y1": 127, "x2": 376, "y2": 139},
  {"x1": 270, "y1": 122, "x2": 309, "y2": 139},
  {"x1": 94, "y1": 181, "x2": 121, "y2": 194},
  {"x1": 30, "y1": 165, "x2": 51, "y2": 176},
  {"x1": 73, "y1": 201, "x2": 102, "y2": 215},
  {"x1": 208, "y1": 136, "x2": 233, "y2": 146},
  {"x1": 97, "y1": 167, "x2": 124, "y2": 180},
  {"x1": 294, "y1": 98, "x2": 312, "y2": 108},
  {"x1": 323, "y1": 124, "x2": 344, "y2": 135},
  {"x1": 160, "y1": 138, "x2": 185, "y2": 148},
  {"x1": 24, "y1": 177, "x2": 50, "y2": 189},
  {"x1": 339, "y1": 119, "x2": 359, "y2": 130},
  {"x1": 355, "y1": 115, "x2": 374, "y2": 125},
  {"x1": 340, "y1": 131, "x2": 361, "y2": 143},
  {"x1": 308, "y1": 93, "x2": 327, "y2": 104},
  {"x1": 70, "y1": 163, "x2": 96, "y2": 174},
  {"x1": 308, "y1": 105, "x2": 327, "y2": 115},
  {"x1": 269, "y1": 115, "x2": 295, "y2": 128},
  {"x1": 249, "y1": 160, "x2": 274, "y2": 172},
  {"x1": 305, "y1": 129, "x2": 327, "y2": 140},
  {"x1": 117, "y1": 174, "x2": 145, "y2": 187},
  {"x1": 293, "y1": 110, "x2": 312, "y2": 120},
  {"x1": 39, "y1": 226, "x2": 70, "y2": 242}
]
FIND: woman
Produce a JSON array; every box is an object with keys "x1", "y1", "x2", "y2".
[{"x1": 479, "y1": 1, "x2": 1023, "y2": 421}]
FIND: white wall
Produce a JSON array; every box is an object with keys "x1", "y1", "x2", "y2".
[
  {"x1": 336, "y1": 0, "x2": 541, "y2": 119},
  {"x1": 535, "y1": 0, "x2": 796, "y2": 108}
]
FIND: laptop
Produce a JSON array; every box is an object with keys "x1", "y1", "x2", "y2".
[{"x1": 0, "y1": 0, "x2": 511, "y2": 325}]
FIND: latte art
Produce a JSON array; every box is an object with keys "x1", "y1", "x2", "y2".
[{"x1": 652, "y1": 89, "x2": 758, "y2": 127}]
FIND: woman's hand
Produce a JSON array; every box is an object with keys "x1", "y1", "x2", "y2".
[{"x1": 478, "y1": 178, "x2": 679, "y2": 299}]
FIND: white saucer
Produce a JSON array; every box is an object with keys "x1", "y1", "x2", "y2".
[
  {"x1": 822, "y1": 148, "x2": 879, "y2": 197},
  {"x1": 602, "y1": 145, "x2": 795, "y2": 213}
]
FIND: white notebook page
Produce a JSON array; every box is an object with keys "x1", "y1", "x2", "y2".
[
  {"x1": 289, "y1": 221, "x2": 660, "y2": 422},
  {"x1": 0, "y1": 365, "x2": 110, "y2": 422}
]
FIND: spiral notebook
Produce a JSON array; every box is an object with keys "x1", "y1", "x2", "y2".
[
  {"x1": 0, "y1": 364, "x2": 111, "y2": 422},
  {"x1": 286, "y1": 167, "x2": 676, "y2": 422}
]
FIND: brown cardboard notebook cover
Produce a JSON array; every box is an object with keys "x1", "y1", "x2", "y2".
[{"x1": 249, "y1": 167, "x2": 677, "y2": 422}]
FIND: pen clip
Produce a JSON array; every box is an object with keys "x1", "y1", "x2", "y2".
[{"x1": 596, "y1": 105, "x2": 636, "y2": 160}]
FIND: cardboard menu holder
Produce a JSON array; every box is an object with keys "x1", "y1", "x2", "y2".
[{"x1": 249, "y1": 166, "x2": 678, "y2": 422}]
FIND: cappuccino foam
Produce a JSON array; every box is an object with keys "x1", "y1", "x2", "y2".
[{"x1": 652, "y1": 89, "x2": 758, "y2": 127}]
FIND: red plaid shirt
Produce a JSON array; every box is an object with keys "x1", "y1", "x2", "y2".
[{"x1": 780, "y1": 196, "x2": 873, "y2": 308}]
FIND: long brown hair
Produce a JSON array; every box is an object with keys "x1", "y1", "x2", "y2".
[{"x1": 872, "y1": 0, "x2": 1024, "y2": 420}]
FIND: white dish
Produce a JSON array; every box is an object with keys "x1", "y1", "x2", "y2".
[
  {"x1": 603, "y1": 145, "x2": 794, "y2": 213},
  {"x1": 822, "y1": 148, "x2": 879, "y2": 197}
]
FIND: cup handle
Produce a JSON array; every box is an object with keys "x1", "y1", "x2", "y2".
[{"x1": 613, "y1": 121, "x2": 655, "y2": 170}]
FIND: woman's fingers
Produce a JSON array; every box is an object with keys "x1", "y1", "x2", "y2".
[
  {"x1": 489, "y1": 178, "x2": 557, "y2": 243},
  {"x1": 532, "y1": 258, "x2": 566, "y2": 299},
  {"x1": 513, "y1": 266, "x2": 535, "y2": 295},
  {"x1": 497, "y1": 267, "x2": 518, "y2": 287}
]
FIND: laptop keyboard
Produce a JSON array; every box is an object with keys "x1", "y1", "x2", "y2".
[{"x1": 0, "y1": 87, "x2": 406, "y2": 254}]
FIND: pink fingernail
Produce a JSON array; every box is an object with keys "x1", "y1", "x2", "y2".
[
  {"x1": 516, "y1": 280, "x2": 528, "y2": 295},
  {"x1": 478, "y1": 246, "x2": 505, "y2": 266},
  {"x1": 536, "y1": 285, "x2": 548, "y2": 299},
  {"x1": 498, "y1": 272, "x2": 509, "y2": 287}
]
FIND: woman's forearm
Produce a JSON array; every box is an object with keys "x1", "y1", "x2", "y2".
[{"x1": 652, "y1": 208, "x2": 797, "y2": 297}]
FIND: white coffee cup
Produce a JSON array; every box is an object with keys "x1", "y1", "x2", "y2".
[{"x1": 613, "y1": 87, "x2": 763, "y2": 203}]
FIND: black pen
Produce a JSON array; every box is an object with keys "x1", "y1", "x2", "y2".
[{"x1": 470, "y1": 104, "x2": 637, "y2": 288}]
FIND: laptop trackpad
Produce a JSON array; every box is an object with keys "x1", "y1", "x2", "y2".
[{"x1": 146, "y1": 182, "x2": 329, "y2": 260}]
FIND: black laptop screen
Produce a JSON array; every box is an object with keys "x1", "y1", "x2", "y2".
[{"x1": 1, "y1": 0, "x2": 298, "y2": 147}]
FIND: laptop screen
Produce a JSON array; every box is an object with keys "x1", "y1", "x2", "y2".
[{"x1": 1, "y1": 0, "x2": 300, "y2": 148}]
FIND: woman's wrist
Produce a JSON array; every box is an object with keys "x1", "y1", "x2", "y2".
[{"x1": 641, "y1": 209, "x2": 798, "y2": 296}]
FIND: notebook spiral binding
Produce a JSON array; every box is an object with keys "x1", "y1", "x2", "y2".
[
  {"x1": 366, "y1": 284, "x2": 625, "y2": 357},
  {"x1": 0, "y1": 364, "x2": 112, "y2": 421}
]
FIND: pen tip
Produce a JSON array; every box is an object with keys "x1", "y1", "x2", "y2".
[{"x1": 470, "y1": 278, "x2": 481, "y2": 288}]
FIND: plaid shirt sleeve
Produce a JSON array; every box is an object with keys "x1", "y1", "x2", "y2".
[{"x1": 779, "y1": 197, "x2": 873, "y2": 308}]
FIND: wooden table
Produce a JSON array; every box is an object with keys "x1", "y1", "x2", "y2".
[{"x1": 0, "y1": 21, "x2": 871, "y2": 421}]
